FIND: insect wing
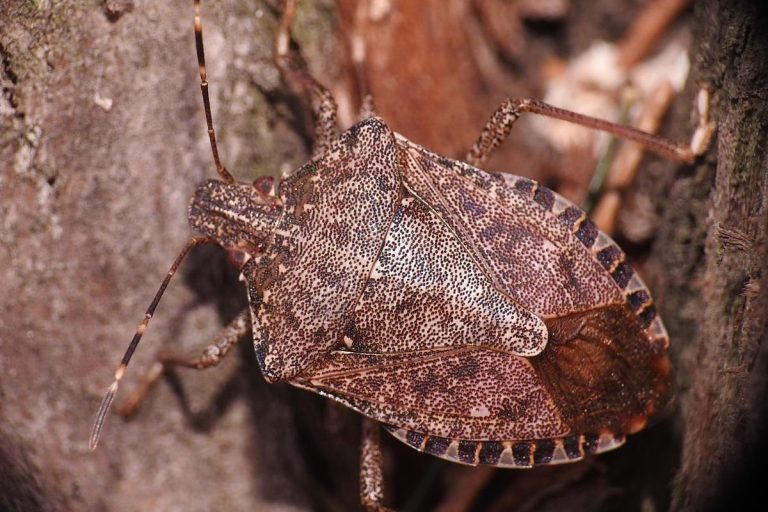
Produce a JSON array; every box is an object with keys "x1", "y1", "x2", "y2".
[
  {"x1": 243, "y1": 119, "x2": 401, "y2": 381},
  {"x1": 340, "y1": 191, "x2": 548, "y2": 357},
  {"x1": 398, "y1": 138, "x2": 626, "y2": 317},
  {"x1": 299, "y1": 346, "x2": 568, "y2": 441},
  {"x1": 396, "y1": 139, "x2": 670, "y2": 436},
  {"x1": 297, "y1": 136, "x2": 669, "y2": 453}
]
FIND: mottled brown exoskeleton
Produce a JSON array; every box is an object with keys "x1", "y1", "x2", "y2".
[{"x1": 90, "y1": 1, "x2": 713, "y2": 510}]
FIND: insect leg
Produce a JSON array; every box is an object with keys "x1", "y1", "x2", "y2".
[
  {"x1": 360, "y1": 418, "x2": 393, "y2": 512},
  {"x1": 276, "y1": 0, "x2": 339, "y2": 155},
  {"x1": 465, "y1": 92, "x2": 713, "y2": 168},
  {"x1": 117, "y1": 309, "x2": 251, "y2": 418}
]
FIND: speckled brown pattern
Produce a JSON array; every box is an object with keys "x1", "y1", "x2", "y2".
[
  {"x1": 188, "y1": 115, "x2": 671, "y2": 467},
  {"x1": 245, "y1": 120, "x2": 402, "y2": 382},
  {"x1": 345, "y1": 193, "x2": 547, "y2": 357},
  {"x1": 299, "y1": 346, "x2": 567, "y2": 440},
  {"x1": 399, "y1": 141, "x2": 626, "y2": 318}
]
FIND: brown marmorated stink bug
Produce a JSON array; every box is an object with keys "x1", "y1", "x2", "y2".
[{"x1": 90, "y1": 1, "x2": 713, "y2": 510}]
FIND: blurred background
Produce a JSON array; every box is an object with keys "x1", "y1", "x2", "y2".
[{"x1": 1, "y1": 0, "x2": 766, "y2": 510}]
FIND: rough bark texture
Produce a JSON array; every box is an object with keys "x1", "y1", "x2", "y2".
[
  {"x1": 664, "y1": 1, "x2": 768, "y2": 510},
  {"x1": 1, "y1": 1, "x2": 336, "y2": 511},
  {"x1": 2, "y1": 0, "x2": 765, "y2": 511}
]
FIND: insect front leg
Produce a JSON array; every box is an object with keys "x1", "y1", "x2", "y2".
[
  {"x1": 276, "y1": 0, "x2": 339, "y2": 156},
  {"x1": 118, "y1": 309, "x2": 251, "y2": 417},
  {"x1": 465, "y1": 93, "x2": 713, "y2": 168},
  {"x1": 360, "y1": 418, "x2": 393, "y2": 512}
]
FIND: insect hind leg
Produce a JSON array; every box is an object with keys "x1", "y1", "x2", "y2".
[
  {"x1": 466, "y1": 94, "x2": 713, "y2": 168},
  {"x1": 360, "y1": 418, "x2": 393, "y2": 512},
  {"x1": 117, "y1": 309, "x2": 251, "y2": 418}
]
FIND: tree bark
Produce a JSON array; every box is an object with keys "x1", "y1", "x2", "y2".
[
  {"x1": 661, "y1": 1, "x2": 768, "y2": 510},
  {"x1": 1, "y1": 1, "x2": 334, "y2": 510},
  {"x1": 3, "y1": 0, "x2": 767, "y2": 511}
]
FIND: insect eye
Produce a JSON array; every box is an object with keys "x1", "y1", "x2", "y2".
[
  {"x1": 226, "y1": 249, "x2": 249, "y2": 269},
  {"x1": 253, "y1": 176, "x2": 274, "y2": 196}
]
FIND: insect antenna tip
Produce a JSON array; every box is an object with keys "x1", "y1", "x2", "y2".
[{"x1": 89, "y1": 379, "x2": 120, "y2": 451}]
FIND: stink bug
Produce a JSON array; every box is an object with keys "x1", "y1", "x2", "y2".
[{"x1": 90, "y1": 1, "x2": 713, "y2": 510}]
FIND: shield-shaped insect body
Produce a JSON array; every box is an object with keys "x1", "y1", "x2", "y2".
[
  {"x1": 89, "y1": 3, "x2": 713, "y2": 510},
  {"x1": 189, "y1": 116, "x2": 670, "y2": 468}
]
